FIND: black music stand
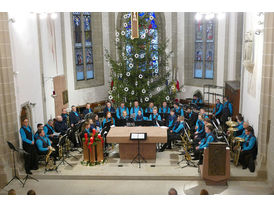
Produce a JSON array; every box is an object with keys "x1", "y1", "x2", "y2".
[
  {"x1": 56, "y1": 134, "x2": 73, "y2": 169},
  {"x1": 130, "y1": 133, "x2": 147, "y2": 168},
  {"x1": 2, "y1": 142, "x2": 24, "y2": 189}
]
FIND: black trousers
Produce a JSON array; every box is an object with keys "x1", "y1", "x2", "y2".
[
  {"x1": 239, "y1": 150, "x2": 254, "y2": 169},
  {"x1": 38, "y1": 150, "x2": 58, "y2": 162},
  {"x1": 161, "y1": 131, "x2": 181, "y2": 151},
  {"x1": 23, "y1": 143, "x2": 38, "y2": 172}
]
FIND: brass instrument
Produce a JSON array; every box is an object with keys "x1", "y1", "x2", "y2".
[
  {"x1": 45, "y1": 146, "x2": 56, "y2": 171},
  {"x1": 233, "y1": 137, "x2": 245, "y2": 166},
  {"x1": 226, "y1": 120, "x2": 238, "y2": 127},
  {"x1": 228, "y1": 127, "x2": 239, "y2": 132},
  {"x1": 226, "y1": 121, "x2": 238, "y2": 158},
  {"x1": 59, "y1": 145, "x2": 63, "y2": 158}
]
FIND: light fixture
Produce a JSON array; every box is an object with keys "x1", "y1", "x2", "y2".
[
  {"x1": 195, "y1": 13, "x2": 202, "y2": 21},
  {"x1": 39, "y1": 13, "x2": 47, "y2": 19},
  {"x1": 217, "y1": 13, "x2": 225, "y2": 20},
  {"x1": 50, "y1": 13, "x2": 58, "y2": 19}
]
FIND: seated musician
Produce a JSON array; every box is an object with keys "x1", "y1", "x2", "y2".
[
  {"x1": 191, "y1": 94, "x2": 203, "y2": 104},
  {"x1": 167, "y1": 109, "x2": 177, "y2": 129},
  {"x1": 239, "y1": 126, "x2": 257, "y2": 171},
  {"x1": 212, "y1": 99, "x2": 223, "y2": 119},
  {"x1": 69, "y1": 105, "x2": 81, "y2": 127},
  {"x1": 82, "y1": 103, "x2": 93, "y2": 117},
  {"x1": 61, "y1": 108, "x2": 68, "y2": 124},
  {"x1": 145, "y1": 102, "x2": 154, "y2": 113},
  {"x1": 159, "y1": 101, "x2": 170, "y2": 122},
  {"x1": 193, "y1": 124, "x2": 215, "y2": 164},
  {"x1": 54, "y1": 116, "x2": 68, "y2": 135},
  {"x1": 130, "y1": 100, "x2": 143, "y2": 118},
  {"x1": 149, "y1": 107, "x2": 161, "y2": 125},
  {"x1": 193, "y1": 115, "x2": 205, "y2": 142},
  {"x1": 103, "y1": 101, "x2": 115, "y2": 116},
  {"x1": 200, "y1": 108, "x2": 209, "y2": 119},
  {"x1": 116, "y1": 102, "x2": 129, "y2": 119},
  {"x1": 81, "y1": 122, "x2": 91, "y2": 138},
  {"x1": 36, "y1": 129, "x2": 57, "y2": 163},
  {"x1": 88, "y1": 118, "x2": 96, "y2": 131},
  {"x1": 92, "y1": 114, "x2": 101, "y2": 131},
  {"x1": 135, "y1": 110, "x2": 146, "y2": 121},
  {"x1": 34, "y1": 123, "x2": 44, "y2": 140},
  {"x1": 238, "y1": 122, "x2": 249, "y2": 138},
  {"x1": 102, "y1": 111, "x2": 115, "y2": 128},
  {"x1": 173, "y1": 102, "x2": 184, "y2": 117},
  {"x1": 234, "y1": 114, "x2": 244, "y2": 136},
  {"x1": 159, "y1": 116, "x2": 185, "y2": 152},
  {"x1": 44, "y1": 119, "x2": 57, "y2": 143},
  {"x1": 121, "y1": 110, "x2": 129, "y2": 120}
]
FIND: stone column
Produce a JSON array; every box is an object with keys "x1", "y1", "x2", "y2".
[
  {"x1": 257, "y1": 12, "x2": 274, "y2": 191},
  {"x1": 0, "y1": 12, "x2": 19, "y2": 188}
]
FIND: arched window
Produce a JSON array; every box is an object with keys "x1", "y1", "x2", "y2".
[{"x1": 194, "y1": 18, "x2": 215, "y2": 79}]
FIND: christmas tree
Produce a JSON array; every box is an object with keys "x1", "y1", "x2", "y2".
[{"x1": 105, "y1": 12, "x2": 178, "y2": 108}]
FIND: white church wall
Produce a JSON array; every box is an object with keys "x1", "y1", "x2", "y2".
[
  {"x1": 240, "y1": 13, "x2": 263, "y2": 136},
  {"x1": 63, "y1": 12, "x2": 110, "y2": 108},
  {"x1": 8, "y1": 12, "x2": 45, "y2": 131},
  {"x1": 177, "y1": 12, "x2": 184, "y2": 99}
]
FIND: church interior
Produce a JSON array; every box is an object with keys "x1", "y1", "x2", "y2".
[{"x1": 1, "y1": 7, "x2": 274, "y2": 197}]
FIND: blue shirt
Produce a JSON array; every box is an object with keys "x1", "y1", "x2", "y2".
[
  {"x1": 102, "y1": 117, "x2": 115, "y2": 127},
  {"x1": 199, "y1": 132, "x2": 214, "y2": 149},
  {"x1": 196, "y1": 120, "x2": 205, "y2": 134},
  {"x1": 159, "y1": 106, "x2": 170, "y2": 114},
  {"x1": 145, "y1": 107, "x2": 154, "y2": 113},
  {"x1": 174, "y1": 107, "x2": 184, "y2": 116},
  {"x1": 116, "y1": 106, "x2": 129, "y2": 119},
  {"x1": 213, "y1": 103, "x2": 223, "y2": 116},
  {"x1": 36, "y1": 136, "x2": 51, "y2": 152},
  {"x1": 172, "y1": 121, "x2": 184, "y2": 133},
  {"x1": 149, "y1": 114, "x2": 161, "y2": 121},
  {"x1": 135, "y1": 114, "x2": 147, "y2": 121},
  {"x1": 224, "y1": 101, "x2": 233, "y2": 116},
  {"x1": 235, "y1": 121, "x2": 244, "y2": 135},
  {"x1": 242, "y1": 135, "x2": 256, "y2": 151},
  {"x1": 44, "y1": 124, "x2": 55, "y2": 136},
  {"x1": 20, "y1": 126, "x2": 34, "y2": 144},
  {"x1": 168, "y1": 114, "x2": 177, "y2": 128},
  {"x1": 130, "y1": 106, "x2": 143, "y2": 116},
  {"x1": 192, "y1": 98, "x2": 202, "y2": 104}
]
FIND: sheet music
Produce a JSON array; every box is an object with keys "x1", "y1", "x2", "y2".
[{"x1": 131, "y1": 133, "x2": 145, "y2": 140}]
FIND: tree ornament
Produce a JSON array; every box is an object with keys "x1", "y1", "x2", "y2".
[
  {"x1": 149, "y1": 15, "x2": 154, "y2": 20},
  {"x1": 134, "y1": 53, "x2": 139, "y2": 58},
  {"x1": 126, "y1": 72, "x2": 131, "y2": 77},
  {"x1": 123, "y1": 14, "x2": 128, "y2": 19},
  {"x1": 149, "y1": 93, "x2": 152, "y2": 98},
  {"x1": 123, "y1": 56, "x2": 127, "y2": 60},
  {"x1": 122, "y1": 52, "x2": 125, "y2": 56},
  {"x1": 116, "y1": 38, "x2": 119, "y2": 42},
  {"x1": 124, "y1": 87, "x2": 129, "y2": 92},
  {"x1": 108, "y1": 90, "x2": 112, "y2": 95},
  {"x1": 145, "y1": 29, "x2": 148, "y2": 33},
  {"x1": 142, "y1": 89, "x2": 146, "y2": 94},
  {"x1": 129, "y1": 63, "x2": 134, "y2": 69},
  {"x1": 171, "y1": 85, "x2": 175, "y2": 90},
  {"x1": 121, "y1": 31, "x2": 125, "y2": 35},
  {"x1": 140, "y1": 54, "x2": 145, "y2": 59},
  {"x1": 145, "y1": 97, "x2": 149, "y2": 102},
  {"x1": 155, "y1": 69, "x2": 159, "y2": 73},
  {"x1": 131, "y1": 90, "x2": 135, "y2": 95},
  {"x1": 129, "y1": 58, "x2": 133, "y2": 62},
  {"x1": 135, "y1": 81, "x2": 138, "y2": 86},
  {"x1": 113, "y1": 86, "x2": 116, "y2": 91},
  {"x1": 151, "y1": 39, "x2": 156, "y2": 44},
  {"x1": 157, "y1": 87, "x2": 161, "y2": 91},
  {"x1": 123, "y1": 23, "x2": 128, "y2": 27},
  {"x1": 138, "y1": 74, "x2": 143, "y2": 79},
  {"x1": 116, "y1": 32, "x2": 119, "y2": 37},
  {"x1": 141, "y1": 34, "x2": 145, "y2": 39},
  {"x1": 152, "y1": 56, "x2": 156, "y2": 61},
  {"x1": 109, "y1": 95, "x2": 113, "y2": 100}
]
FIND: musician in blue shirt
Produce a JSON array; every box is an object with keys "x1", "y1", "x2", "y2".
[
  {"x1": 61, "y1": 108, "x2": 68, "y2": 124},
  {"x1": 44, "y1": 119, "x2": 55, "y2": 138},
  {"x1": 34, "y1": 123, "x2": 43, "y2": 140},
  {"x1": 159, "y1": 101, "x2": 170, "y2": 122},
  {"x1": 173, "y1": 102, "x2": 184, "y2": 117},
  {"x1": 69, "y1": 105, "x2": 81, "y2": 127},
  {"x1": 238, "y1": 122, "x2": 249, "y2": 138},
  {"x1": 135, "y1": 110, "x2": 147, "y2": 121},
  {"x1": 159, "y1": 116, "x2": 185, "y2": 152},
  {"x1": 192, "y1": 95, "x2": 203, "y2": 104},
  {"x1": 167, "y1": 109, "x2": 177, "y2": 129},
  {"x1": 116, "y1": 102, "x2": 129, "y2": 119},
  {"x1": 82, "y1": 103, "x2": 93, "y2": 117},
  {"x1": 239, "y1": 126, "x2": 257, "y2": 171},
  {"x1": 233, "y1": 114, "x2": 244, "y2": 136},
  {"x1": 213, "y1": 99, "x2": 223, "y2": 119},
  {"x1": 103, "y1": 101, "x2": 115, "y2": 116},
  {"x1": 194, "y1": 115, "x2": 205, "y2": 142},
  {"x1": 130, "y1": 100, "x2": 143, "y2": 118},
  {"x1": 221, "y1": 97, "x2": 233, "y2": 127},
  {"x1": 145, "y1": 102, "x2": 154, "y2": 114},
  {"x1": 92, "y1": 114, "x2": 101, "y2": 131},
  {"x1": 149, "y1": 107, "x2": 161, "y2": 126},
  {"x1": 20, "y1": 118, "x2": 38, "y2": 174},
  {"x1": 102, "y1": 111, "x2": 115, "y2": 128}
]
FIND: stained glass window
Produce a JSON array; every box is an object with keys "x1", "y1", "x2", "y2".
[
  {"x1": 194, "y1": 18, "x2": 215, "y2": 79},
  {"x1": 122, "y1": 12, "x2": 159, "y2": 74},
  {"x1": 72, "y1": 12, "x2": 94, "y2": 81}
]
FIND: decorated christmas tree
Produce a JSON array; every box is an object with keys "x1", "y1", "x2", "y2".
[{"x1": 105, "y1": 12, "x2": 178, "y2": 108}]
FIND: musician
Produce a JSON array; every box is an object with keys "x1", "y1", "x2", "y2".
[
  {"x1": 61, "y1": 108, "x2": 68, "y2": 124},
  {"x1": 88, "y1": 118, "x2": 96, "y2": 131},
  {"x1": 200, "y1": 108, "x2": 209, "y2": 119},
  {"x1": 92, "y1": 114, "x2": 101, "y2": 130},
  {"x1": 116, "y1": 102, "x2": 129, "y2": 119},
  {"x1": 34, "y1": 123, "x2": 44, "y2": 140},
  {"x1": 167, "y1": 109, "x2": 177, "y2": 129},
  {"x1": 159, "y1": 101, "x2": 170, "y2": 122},
  {"x1": 130, "y1": 100, "x2": 143, "y2": 118},
  {"x1": 135, "y1": 110, "x2": 146, "y2": 121},
  {"x1": 102, "y1": 111, "x2": 115, "y2": 128},
  {"x1": 145, "y1": 102, "x2": 154, "y2": 113},
  {"x1": 239, "y1": 126, "x2": 257, "y2": 171},
  {"x1": 193, "y1": 124, "x2": 215, "y2": 165},
  {"x1": 54, "y1": 116, "x2": 68, "y2": 135},
  {"x1": 20, "y1": 118, "x2": 38, "y2": 174},
  {"x1": 194, "y1": 115, "x2": 205, "y2": 142},
  {"x1": 103, "y1": 101, "x2": 115, "y2": 116},
  {"x1": 212, "y1": 99, "x2": 223, "y2": 119},
  {"x1": 81, "y1": 122, "x2": 91, "y2": 138},
  {"x1": 191, "y1": 94, "x2": 203, "y2": 104},
  {"x1": 185, "y1": 107, "x2": 198, "y2": 130},
  {"x1": 82, "y1": 103, "x2": 93, "y2": 117},
  {"x1": 173, "y1": 102, "x2": 184, "y2": 117},
  {"x1": 69, "y1": 105, "x2": 81, "y2": 127},
  {"x1": 238, "y1": 122, "x2": 249, "y2": 138},
  {"x1": 234, "y1": 114, "x2": 244, "y2": 136},
  {"x1": 36, "y1": 129, "x2": 57, "y2": 163},
  {"x1": 221, "y1": 97, "x2": 233, "y2": 126},
  {"x1": 149, "y1": 107, "x2": 161, "y2": 125},
  {"x1": 159, "y1": 116, "x2": 185, "y2": 152}
]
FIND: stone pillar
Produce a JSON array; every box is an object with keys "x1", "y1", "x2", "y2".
[
  {"x1": 0, "y1": 12, "x2": 19, "y2": 188},
  {"x1": 257, "y1": 12, "x2": 274, "y2": 191}
]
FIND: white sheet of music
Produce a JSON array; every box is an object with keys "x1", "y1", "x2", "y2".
[{"x1": 131, "y1": 133, "x2": 145, "y2": 140}]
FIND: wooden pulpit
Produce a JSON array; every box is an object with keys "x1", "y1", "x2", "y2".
[{"x1": 200, "y1": 142, "x2": 230, "y2": 185}]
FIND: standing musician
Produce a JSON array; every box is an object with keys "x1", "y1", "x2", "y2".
[
  {"x1": 173, "y1": 102, "x2": 184, "y2": 117},
  {"x1": 185, "y1": 107, "x2": 198, "y2": 130},
  {"x1": 103, "y1": 101, "x2": 115, "y2": 116},
  {"x1": 69, "y1": 105, "x2": 81, "y2": 127},
  {"x1": 61, "y1": 108, "x2": 68, "y2": 125},
  {"x1": 19, "y1": 118, "x2": 38, "y2": 174},
  {"x1": 159, "y1": 101, "x2": 170, "y2": 122},
  {"x1": 82, "y1": 103, "x2": 93, "y2": 117},
  {"x1": 145, "y1": 102, "x2": 154, "y2": 113},
  {"x1": 34, "y1": 123, "x2": 44, "y2": 140},
  {"x1": 36, "y1": 129, "x2": 57, "y2": 162},
  {"x1": 102, "y1": 111, "x2": 115, "y2": 128},
  {"x1": 54, "y1": 116, "x2": 68, "y2": 135},
  {"x1": 149, "y1": 107, "x2": 161, "y2": 125},
  {"x1": 193, "y1": 124, "x2": 215, "y2": 165},
  {"x1": 239, "y1": 126, "x2": 257, "y2": 171},
  {"x1": 116, "y1": 102, "x2": 129, "y2": 119},
  {"x1": 159, "y1": 116, "x2": 185, "y2": 152},
  {"x1": 130, "y1": 100, "x2": 144, "y2": 118},
  {"x1": 167, "y1": 109, "x2": 177, "y2": 129},
  {"x1": 212, "y1": 99, "x2": 223, "y2": 119},
  {"x1": 221, "y1": 97, "x2": 233, "y2": 127}
]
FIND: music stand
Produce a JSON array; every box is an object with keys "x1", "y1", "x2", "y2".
[
  {"x1": 130, "y1": 133, "x2": 147, "y2": 168},
  {"x1": 2, "y1": 141, "x2": 24, "y2": 189},
  {"x1": 56, "y1": 134, "x2": 73, "y2": 169}
]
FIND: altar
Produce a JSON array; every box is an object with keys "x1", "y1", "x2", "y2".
[{"x1": 106, "y1": 127, "x2": 168, "y2": 160}]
